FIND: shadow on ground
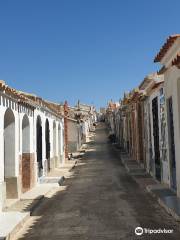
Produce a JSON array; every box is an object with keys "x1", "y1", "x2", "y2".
[{"x1": 14, "y1": 123, "x2": 180, "y2": 240}]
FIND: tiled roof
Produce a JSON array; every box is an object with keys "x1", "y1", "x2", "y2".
[
  {"x1": 151, "y1": 80, "x2": 164, "y2": 90},
  {"x1": 0, "y1": 83, "x2": 36, "y2": 109},
  {"x1": 154, "y1": 34, "x2": 180, "y2": 62},
  {"x1": 139, "y1": 73, "x2": 157, "y2": 90},
  {"x1": 172, "y1": 54, "x2": 180, "y2": 68},
  {"x1": 129, "y1": 88, "x2": 145, "y2": 102},
  {"x1": 0, "y1": 80, "x2": 64, "y2": 115}
]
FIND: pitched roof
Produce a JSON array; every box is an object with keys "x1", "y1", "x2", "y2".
[
  {"x1": 0, "y1": 80, "x2": 63, "y2": 116},
  {"x1": 154, "y1": 34, "x2": 180, "y2": 62},
  {"x1": 172, "y1": 54, "x2": 180, "y2": 68},
  {"x1": 0, "y1": 81, "x2": 34, "y2": 108},
  {"x1": 139, "y1": 73, "x2": 157, "y2": 90}
]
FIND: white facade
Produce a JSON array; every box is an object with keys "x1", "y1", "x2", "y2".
[
  {"x1": 164, "y1": 67, "x2": 180, "y2": 194},
  {"x1": 0, "y1": 84, "x2": 65, "y2": 211},
  {"x1": 34, "y1": 108, "x2": 64, "y2": 179},
  {"x1": 146, "y1": 84, "x2": 169, "y2": 184},
  {"x1": 156, "y1": 36, "x2": 180, "y2": 195}
]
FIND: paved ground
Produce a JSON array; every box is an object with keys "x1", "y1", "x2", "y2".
[{"x1": 14, "y1": 123, "x2": 180, "y2": 240}]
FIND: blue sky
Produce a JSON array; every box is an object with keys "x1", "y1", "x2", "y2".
[{"x1": 0, "y1": 0, "x2": 179, "y2": 109}]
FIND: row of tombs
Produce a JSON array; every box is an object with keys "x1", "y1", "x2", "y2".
[
  {"x1": 106, "y1": 34, "x2": 180, "y2": 197},
  {"x1": 0, "y1": 81, "x2": 65, "y2": 211}
]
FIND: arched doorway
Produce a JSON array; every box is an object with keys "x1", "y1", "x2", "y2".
[
  {"x1": 37, "y1": 116, "x2": 43, "y2": 177},
  {"x1": 4, "y1": 108, "x2": 17, "y2": 198},
  {"x1": 58, "y1": 124, "x2": 61, "y2": 165},
  {"x1": 45, "y1": 119, "x2": 50, "y2": 171},
  {"x1": 22, "y1": 114, "x2": 30, "y2": 192},
  {"x1": 58, "y1": 124, "x2": 61, "y2": 157}
]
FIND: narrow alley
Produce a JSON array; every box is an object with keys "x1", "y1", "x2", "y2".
[{"x1": 14, "y1": 123, "x2": 180, "y2": 240}]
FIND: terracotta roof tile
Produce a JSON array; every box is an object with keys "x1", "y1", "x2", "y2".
[{"x1": 154, "y1": 34, "x2": 180, "y2": 62}]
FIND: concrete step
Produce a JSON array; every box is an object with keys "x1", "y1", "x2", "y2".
[
  {"x1": 4, "y1": 183, "x2": 60, "y2": 212},
  {"x1": 125, "y1": 164, "x2": 146, "y2": 174},
  {"x1": 0, "y1": 211, "x2": 29, "y2": 240},
  {"x1": 40, "y1": 176, "x2": 64, "y2": 185},
  {"x1": 126, "y1": 160, "x2": 139, "y2": 165},
  {"x1": 159, "y1": 196, "x2": 180, "y2": 221},
  {"x1": 129, "y1": 171, "x2": 147, "y2": 176},
  {"x1": 4, "y1": 198, "x2": 44, "y2": 214},
  {"x1": 2, "y1": 183, "x2": 62, "y2": 239},
  {"x1": 120, "y1": 155, "x2": 131, "y2": 164},
  {"x1": 146, "y1": 184, "x2": 180, "y2": 221},
  {"x1": 1, "y1": 161, "x2": 78, "y2": 239},
  {"x1": 132, "y1": 175, "x2": 157, "y2": 189},
  {"x1": 21, "y1": 184, "x2": 59, "y2": 200}
]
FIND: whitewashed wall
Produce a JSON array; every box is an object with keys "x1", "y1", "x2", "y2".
[
  {"x1": 0, "y1": 95, "x2": 19, "y2": 180},
  {"x1": 34, "y1": 109, "x2": 64, "y2": 178},
  {"x1": 19, "y1": 106, "x2": 34, "y2": 155},
  {"x1": 0, "y1": 92, "x2": 65, "y2": 212}
]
